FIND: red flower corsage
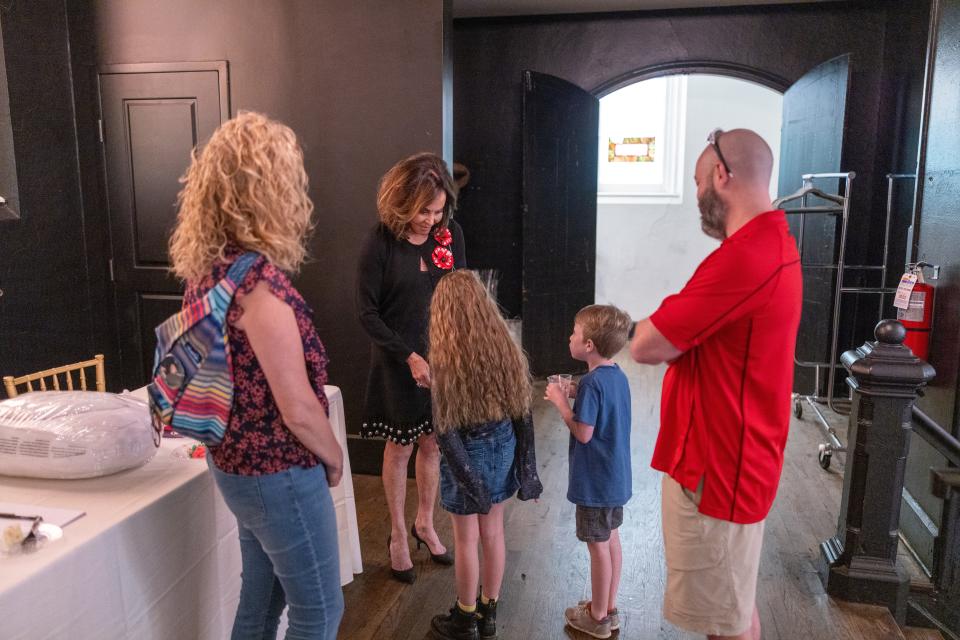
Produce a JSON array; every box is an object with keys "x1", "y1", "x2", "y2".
[
  {"x1": 433, "y1": 228, "x2": 452, "y2": 247},
  {"x1": 432, "y1": 246, "x2": 454, "y2": 270}
]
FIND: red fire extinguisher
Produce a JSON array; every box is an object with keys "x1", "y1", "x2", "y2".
[{"x1": 896, "y1": 262, "x2": 935, "y2": 360}]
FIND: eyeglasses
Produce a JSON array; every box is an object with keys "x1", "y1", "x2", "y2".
[{"x1": 707, "y1": 128, "x2": 733, "y2": 177}]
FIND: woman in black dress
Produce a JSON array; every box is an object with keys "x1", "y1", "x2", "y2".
[{"x1": 357, "y1": 152, "x2": 465, "y2": 583}]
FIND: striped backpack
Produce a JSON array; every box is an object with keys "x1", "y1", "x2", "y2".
[{"x1": 147, "y1": 252, "x2": 259, "y2": 445}]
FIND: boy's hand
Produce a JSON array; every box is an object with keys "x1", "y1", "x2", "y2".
[{"x1": 544, "y1": 382, "x2": 568, "y2": 407}]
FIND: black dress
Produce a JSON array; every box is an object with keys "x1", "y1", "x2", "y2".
[{"x1": 356, "y1": 220, "x2": 466, "y2": 444}]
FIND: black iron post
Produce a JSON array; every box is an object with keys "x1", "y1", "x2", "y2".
[{"x1": 819, "y1": 319, "x2": 935, "y2": 623}]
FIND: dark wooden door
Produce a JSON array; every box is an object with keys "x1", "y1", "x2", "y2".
[
  {"x1": 777, "y1": 54, "x2": 850, "y2": 390},
  {"x1": 521, "y1": 71, "x2": 599, "y2": 377},
  {"x1": 98, "y1": 63, "x2": 229, "y2": 389}
]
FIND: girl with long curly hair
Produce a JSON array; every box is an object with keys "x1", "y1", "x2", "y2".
[
  {"x1": 427, "y1": 270, "x2": 543, "y2": 640},
  {"x1": 170, "y1": 111, "x2": 343, "y2": 639}
]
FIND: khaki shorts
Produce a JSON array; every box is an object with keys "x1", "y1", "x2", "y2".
[{"x1": 661, "y1": 475, "x2": 765, "y2": 637}]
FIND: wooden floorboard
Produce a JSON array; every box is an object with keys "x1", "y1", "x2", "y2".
[
  {"x1": 340, "y1": 355, "x2": 922, "y2": 639},
  {"x1": 903, "y1": 627, "x2": 945, "y2": 640}
]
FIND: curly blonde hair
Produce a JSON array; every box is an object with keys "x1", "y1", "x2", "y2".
[
  {"x1": 377, "y1": 152, "x2": 458, "y2": 239},
  {"x1": 169, "y1": 111, "x2": 314, "y2": 281},
  {"x1": 429, "y1": 270, "x2": 532, "y2": 433}
]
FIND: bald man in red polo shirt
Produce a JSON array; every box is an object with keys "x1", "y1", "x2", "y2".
[{"x1": 630, "y1": 129, "x2": 802, "y2": 640}]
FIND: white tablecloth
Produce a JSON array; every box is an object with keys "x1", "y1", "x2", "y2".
[{"x1": 0, "y1": 385, "x2": 361, "y2": 640}]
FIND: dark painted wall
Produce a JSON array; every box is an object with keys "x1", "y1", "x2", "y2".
[
  {"x1": 0, "y1": 3, "x2": 107, "y2": 381},
  {"x1": 66, "y1": 0, "x2": 450, "y2": 472},
  {"x1": 452, "y1": 1, "x2": 929, "y2": 375},
  {"x1": 844, "y1": 0, "x2": 931, "y2": 396},
  {"x1": 872, "y1": 0, "x2": 946, "y2": 568},
  {"x1": 0, "y1": 16, "x2": 19, "y2": 221},
  {"x1": 901, "y1": 0, "x2": 960, "y2": 593},
  {"x1": 0, "y1": 1, "x2": 450, "y2": 473},
  {"x1": 915, "y1": 0, "x2": 960, "y2": 438}
]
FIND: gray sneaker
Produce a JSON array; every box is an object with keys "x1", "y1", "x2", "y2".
[
  {"x1": 576, "y1": 600, "x2": 620, "y2": 630},
  {"x1": 564, "y1": 602, "x2": 611, "y2": 639}
]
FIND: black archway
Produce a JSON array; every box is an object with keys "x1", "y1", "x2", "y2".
[{"x1": 591, "y1": 60, "x2": 789, "y2": 98}]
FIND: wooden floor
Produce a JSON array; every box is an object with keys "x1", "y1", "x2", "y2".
[{"x1": 340, "y1": 355, "x2": 942, "y2": 639}]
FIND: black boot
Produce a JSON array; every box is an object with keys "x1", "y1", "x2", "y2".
[
  {"x1": 430, "y1": 602, "x2": 479, "y2": 640},
  {"x1": 477, "y1": 597, "x2": 497, "y2": 638}
]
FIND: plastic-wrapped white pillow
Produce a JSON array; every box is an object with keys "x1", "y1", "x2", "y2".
[{"x1": 0, "y1": 391, "x2": 158, "y2": 479}]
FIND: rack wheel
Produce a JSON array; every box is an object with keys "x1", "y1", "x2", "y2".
[
  {"x1": 818, "y1": 448, "x2": 832, "y2": 470},
  {"x1": 794, "y1": 399, "x2": 803, "y2": 419}
]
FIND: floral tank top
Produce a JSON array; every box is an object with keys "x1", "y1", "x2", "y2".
[{"x1": 183, "y1": 249, "x2": 329, "y2": 475}]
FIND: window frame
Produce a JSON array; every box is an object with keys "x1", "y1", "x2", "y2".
[{"x1": 597, "y1": 75, "x2": 687, "y2": 206}]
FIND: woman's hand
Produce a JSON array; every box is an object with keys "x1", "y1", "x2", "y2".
[
  {"x1": 325, "y1": 453, "x2": 344, "y2": 488},
  {"x1": 407, "y1": 352, "x2": 431, "y2": 388}
]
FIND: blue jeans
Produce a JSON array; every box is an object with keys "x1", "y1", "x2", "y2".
[{"x1": 208, "y1": 456, "x2": 344, "y2": 640}]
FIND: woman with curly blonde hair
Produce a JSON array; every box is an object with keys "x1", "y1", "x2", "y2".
[
  {"x1": 170, "y1": 111, "x2": 344, "y2": 639},
  {"x1": 356, "y1": 152, "x2": 465, "y2": 583},
  {"x1": 427, "y1": 270, "x2": 543, "y2": 640}
]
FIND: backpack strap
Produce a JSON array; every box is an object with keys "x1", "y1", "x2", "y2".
[{"x1": 224, "y1": 251, "x2": 261, "y2": 289}]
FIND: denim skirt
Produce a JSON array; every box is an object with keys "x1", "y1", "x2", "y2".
[{"x1": 440, "y1": 418, "x2": 519, "y2": 515}]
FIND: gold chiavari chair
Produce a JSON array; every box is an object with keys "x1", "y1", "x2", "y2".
[{"x1": 3, "y1": 354, "x2": 106, "y2": 399}]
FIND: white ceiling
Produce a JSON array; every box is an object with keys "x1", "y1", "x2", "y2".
[{"x1": 453, "y1": 0, "x2": 840, "y2": 19}]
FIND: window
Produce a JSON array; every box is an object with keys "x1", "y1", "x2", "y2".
[{"x1": 597, "y1": 76, "x2": 687, "y2": 205}]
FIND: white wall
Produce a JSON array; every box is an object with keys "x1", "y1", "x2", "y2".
[{"x1": 595, "y1": 74, "x2": 783, "y2": 320}]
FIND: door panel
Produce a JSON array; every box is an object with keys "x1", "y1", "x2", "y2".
[
  {"x1": 128, "y1": 100, "x2": 200, "y2": 265},
  {"x1": 777, "y1": 54, "x2": 850, "y2": 385},
  {"x1": 99, "y1": 64, "x2": 228, "y2": 388},
  {"x1": 521, "y1": 70, "x2": 599, "y2": 377}
]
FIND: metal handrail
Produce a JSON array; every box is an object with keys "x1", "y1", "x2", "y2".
[{"x1": 912, "y1": 406, "x2": 960, "y2": 468}]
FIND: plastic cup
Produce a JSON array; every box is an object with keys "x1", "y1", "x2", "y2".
[{"x1": 545, "y1": 374, "x2": 560, "y2": 400}]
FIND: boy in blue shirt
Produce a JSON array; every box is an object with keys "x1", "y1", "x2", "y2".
[{"x1": 546, "y1": 304, "x2": 632, "y2": 639}]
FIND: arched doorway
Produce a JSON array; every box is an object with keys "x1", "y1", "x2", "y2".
[
  {"x1": 594, "y1": 73, "x2": 784, "y2": 320},
  {"x1": 521, "y1": 58, "x2": 848, "y2": 378}
]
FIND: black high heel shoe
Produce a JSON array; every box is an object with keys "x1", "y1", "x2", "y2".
[
  {"x1": 387, "y1": 534, "x2": 416, "y2": 584},
  {"x1": 411, "y1": 524, "x2": 454, "y2": 565}
]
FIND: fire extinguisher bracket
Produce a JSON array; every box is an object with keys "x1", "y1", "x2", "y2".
[{"x1": 914, "y1": 261, "x2": 940, "y2": 280}]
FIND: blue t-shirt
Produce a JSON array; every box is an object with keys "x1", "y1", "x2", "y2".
[{"x1": 567, "y1": 363, "x2": 632, "y2": 507}]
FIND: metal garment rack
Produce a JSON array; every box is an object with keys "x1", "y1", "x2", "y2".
[{"x1": 774, "y1": 172, "x2": 907, "y2": 470}]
